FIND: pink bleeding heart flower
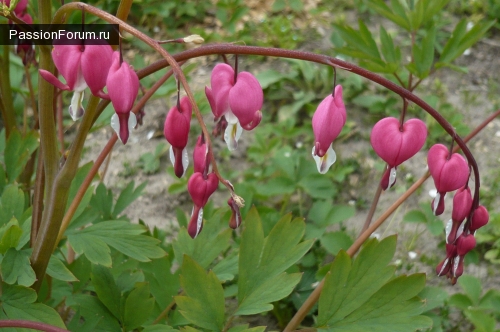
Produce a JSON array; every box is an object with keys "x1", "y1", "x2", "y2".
[
  {"x1": 452, "y1": 234, "x2": 476, "y2": 278},
  {"x1": 311, "y1": 85, "x2": 346, "y2": 174},
  {"x1": 164, "y1": 96, "x2": 192, "y2": 178},
  {"x1": 205, "y1": 63, "x2": 263, "y2": 151},
  {"x1": 427, "y1": 144, "x2": 469, "y2": 215},
  {"x1": 107, "y1": 51, "x2": 139, "y2": 144},
  {"x1": 370, "y1": 117, "x2": 427, "y2": 190},
  {"x1": 436, "y1": 243, "x2": 457, "y2": 277},
  {"x1": 187, "y1": 172, "x2": 219, "y2": 238},
  {"x1": 470, "y1": 205, "x2": 489, "y2": 232},
  {"x1": 446, "y1": 186, "x2": 473, "y2": 244},
  {"x1": 39, "y1": 42, "x2": 113, "y2": 120},
  {"x1": 193, "y1": 135, "x2": 209, "y2": 175}
]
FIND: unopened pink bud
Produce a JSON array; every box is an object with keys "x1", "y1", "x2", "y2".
[
  {"x1": 227, "y1": 197, "x2": 242, "y2": 229},
  {"x1": 452, "y1": 186, "x2": 473, "y2": 222},
  {"x1": 312, "y1": 85, "x2": 346, "y2": 158},
  {"x1": 455, "y1": 234, "x2": 476, "y2": 256},
  {"x1": 164, "y1": 96, "x2": 192, "y2": 149},
  {"x1": 193, "y1": 135, "x2": 209, "y2": 174},
  {"x1": 470, "y1": 205, "x2": 489, "y2": 232},
  {"x1": 187, "y1": 172, "x2": 218, "y2": 208}
]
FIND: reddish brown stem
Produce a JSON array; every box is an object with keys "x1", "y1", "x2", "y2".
[{"x1": 0, "y1": 320, "x2": 68, "y2": 332}]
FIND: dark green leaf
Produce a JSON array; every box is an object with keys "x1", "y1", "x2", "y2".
[
  {"x1": 0, "y1": 283, "x2": 66, "y2": 328},
  {"x1": 46, "y1": 255, "x2": 78, "y2": 282},
  {"x1": 91, "y1": 265, "x2": 122, "y2": 320},
  {"x1": 123, "y1": 282, "x2": 155, "y2": 330},
  {"x1": 175, "y1": 256, "x2": 225, "y2": 331},
  {"x1": 320, "y1": 231, "x2": 353, "y2": 255},
  {"x1": 114, "y1": 181, "x2": 147, "y2": 217},
  {"x1": 1, "y1": 248, "x2": 36, "y2": 286},
  {"x1": 0, "y1": 185, "x2": 24, "y2": 226},
  {"x1": 237, "y1": 209, "x2": 313, "y2": 315}
]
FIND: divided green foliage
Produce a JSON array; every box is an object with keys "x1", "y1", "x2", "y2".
[
  {"x1": 0, "y1": 283, "x2": 66, "y2": 328},
  {"x1": 3, "y1": 128, "x2": 38, "y2": 183},
  {"x1": 236, "y1": 207, "x2": 314, "y2": 315},
  {"x1": 66, "y1": 220, "x2": 166, "y2": 266},
  {"x1": 173, "y1": 210, "x2": 232, "y2": 268},
  {"x1": 0, "y1": 185, "x2": 24, "y2": 225},
  {"x1": 317, "y1": 236, "x2": 432, "y2": 331},
  {"x1": 175, "y1": 256, "x2": 226, "y2": 331}
]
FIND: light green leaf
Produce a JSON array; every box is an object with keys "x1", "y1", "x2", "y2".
[
  {"x1": 367, "y1": 0, "x2": 410, "y2": 31},
  {"x1": 4, "y1": 129, "x2": 38, "y2": 183},
  {"x1": 320, "y1": 231, "x2": 353, "y2": 255},
  {"x1": 46, "y1": 255, "x2": 78, "y2": 282},
  {"x1": 1, "y1": 248, "x2": 36, "y2": 286},
  {"x1": 173, "y1": 212, "x2": 232, "y2": 268},
  {"x1": 237, "y1": 208, "x2": 313, "y2": 315},
  {"x1": 317, "y1": 237, "x2": 432, "y2": 331},
  {"x1": 0, "y1": 283, "x2": 66, "y2": 328},
  {"x1": 0, "y1": 219, "x2": 22, "y2": 253},
  {"x1": 458, "y1": 275, "x2": 482, "y2": 306},
  {"x1": 175, "y1": 255, "x2": 225, "y2": 331},
  {"x1": 66, "y1": 162, "x2": 96, "y2": 223},
  {"x1": 440, "y1": 19, "x2": 495, "y2": 64},
  {"x1": 141, "y1": 257, "x2": 180, "y2": 309},
  {"x1": 123, "y1": 282, "x2": 155, "y2": 330},
  {"x1": 91, "y1": 264, "x2": 122, "y2": 320},
  {"x1": 114, "y1": 181, "x2": 147, "y2": 217},
  {"x1": 379, "y1": 26, "x2": 397, "y2": 65},
  {"x1": 464, "y1": 308, "x2": 496, "y2": 332},
  {"x1": 67, "y1": 220, "x2": 166, "y2": 266},
  {"x1": 142, "y1": 325, "x2": 178, "y2": 332},
  {"x1": 0, "y1": 185, "x2": 24, "y2": 226}
]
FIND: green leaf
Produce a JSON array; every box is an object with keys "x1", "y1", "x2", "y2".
[
  {"x1": 4, "y1": 129, "x2": 38, "y2": 183},
  {"x1": 1, "y1": 248, "x2": 36, "y2": 286},
  {"x1": 0, "y1": 283, "x2": 66, "y2": 328},
  {"x1": 141, "y1": 257, "x2": 180, "y2": 309},
  {"x1": 403, "y1": 210, "x2": 427, "y2": 223},
  {"x1": 123, "y1": 282, "x2": 155, "y2": 330},
  {"x1": 237, "y1": 208, "x2": 313, "y2": 315},
  {"x1": 379, "y1": 26, "x2": 398, "y2": 65},
  {"x1": 367, "y1": 0, "x2": 410, "y2": 31},
  {"x1": 458, "y1": 275, "x2": 482, "y2": 306},
  {"x1": 0, "y1": 185, "x2": 24, "y2": 226},
  {"x1": 142, "y1": 325, "x2": 178, "y2": 332},
  {"x1": 46, "y1": 255, "x2": 78, "y2": 282},
  {"x1": 320, "y1": 231, "x2": 353, "y2": 255},
  {"x1": 439, "y1": 19, "x2": 495, "y2": 64},
  {"x1": 175, "y1": 256, "x2": 225, "y2": 331},
  {"x1": 0, "y1": 219, "x2": 23, "y2": 253},
  {"x1": 464, "y1": 308, "x2": 496, "y2": 332},
  {"x1": 414, "y1": 26, "x2": 436, "y2": 78},
  {"x1": 173, "y1": 213, "x2": 232, "y2": 268},
  {"x1": 67, "y1": 220, "x2": 166, "y2": 266},
  {"x1": 91, "y1": 264, "x2": 122, "y2": 320},
  {"x1": 114, "y1": 181, "x2": 147, "y2": 217},
  {"x1": 317, "y1": 237, "x2": 431, "y2": 331},
  {"x1": 66, "y1": 294, "x2": 121, "y2": 331}
]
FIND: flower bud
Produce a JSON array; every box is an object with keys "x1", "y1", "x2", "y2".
[
  {"x1": 188, "y1": 172, "x2": 218, "y2": 208},
  {"x1": 455, "y1": 234, "x2": 476, "y2": 256},
  {"x1": 164, "y1": 97, "x2": 192, "y2": 178},
  {"x1": 470, "y1": 205, "x2": 489, "y2": 232},
  {"x1": 451, "y1": 186, "x2": 473, "y2": 222},
  {"x1": 227, "y1": 197, "x2": 242, "y2": 229},
  {"x1": 193, "y1": 135, "x2": 209, "y2": 174}
]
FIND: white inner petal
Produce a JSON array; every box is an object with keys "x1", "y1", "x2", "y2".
[
  {"x1": 169, "y1": 145, "x2": 175, "y2": 168},
  {"x1": 69, "y1": 90, "x2": 85, "y2": 121},
  {"x1": 195, "y1": 207, "x2": 204, "y2": 238},
  {"x1": 312, "y1": 145, "x2": 336, "y2": 174},
  {"x1": 128, "y1": 112, "x2": 137, "y2": 131},
  {"x1": 432, "y1": 192, "x2": 441, "y2": 214},
  {"x1": 225, "y1": 111, "x2": 238, "y2": 124},
  {"x1": 445, "y1": 219, "x2": 452, "y2": 244},
  {"x1": 224, "y1": 122, "x2": 243, "y2": 151},
  {"x1": 438, "y1": 258, "x2": 449, "y2": 276},
  {"x1": 388, "y1": 167, "x2": 397, "y2": 188},
  {"x1": 110, "y1": 113, "x2": 120, "y2": 137},
  {"x1": 181, "y1": 147, "x2": 189, "y2": 177},
  {"x1": 453, "y1": 256, "x2": 460, "y2": 277}
]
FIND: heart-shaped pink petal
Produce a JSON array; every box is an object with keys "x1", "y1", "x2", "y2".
[
  {"x1": 370, "y1": 117, "x2": 427, "y2": 167},
  {"x1": 428, "y1": 144, "x2": 469, "y2": 193}
]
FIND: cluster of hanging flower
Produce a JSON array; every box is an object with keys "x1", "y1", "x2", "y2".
[
  {"x1": 4, "y1": 0, "x2": 36, "y2": 65},
  {"x1": 427, "y1": 144, "x2": 490, "y2": 284},
  {"x1": 39, "y1": 43, "x2": 139, "y2": 144}
]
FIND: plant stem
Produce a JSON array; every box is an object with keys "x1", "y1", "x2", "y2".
[
  {"x1": 283, "y1": 109, "x2": 500, "y2": 331},
  {"x1": 358, "y1": 175, "x2": 383, "y2": 236},
  {"x1": 0, "y1": 45, "x2": 16, "y2": 137},
  {"x1": 31, "y1": 147, "x2": 44, "y2": 247},
  {"x1": 25, "y1": 66, "x2": 38, "y2": 126},
  {"x1": 31, "y1": 96, "x2": 100, "y2": 291}
]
